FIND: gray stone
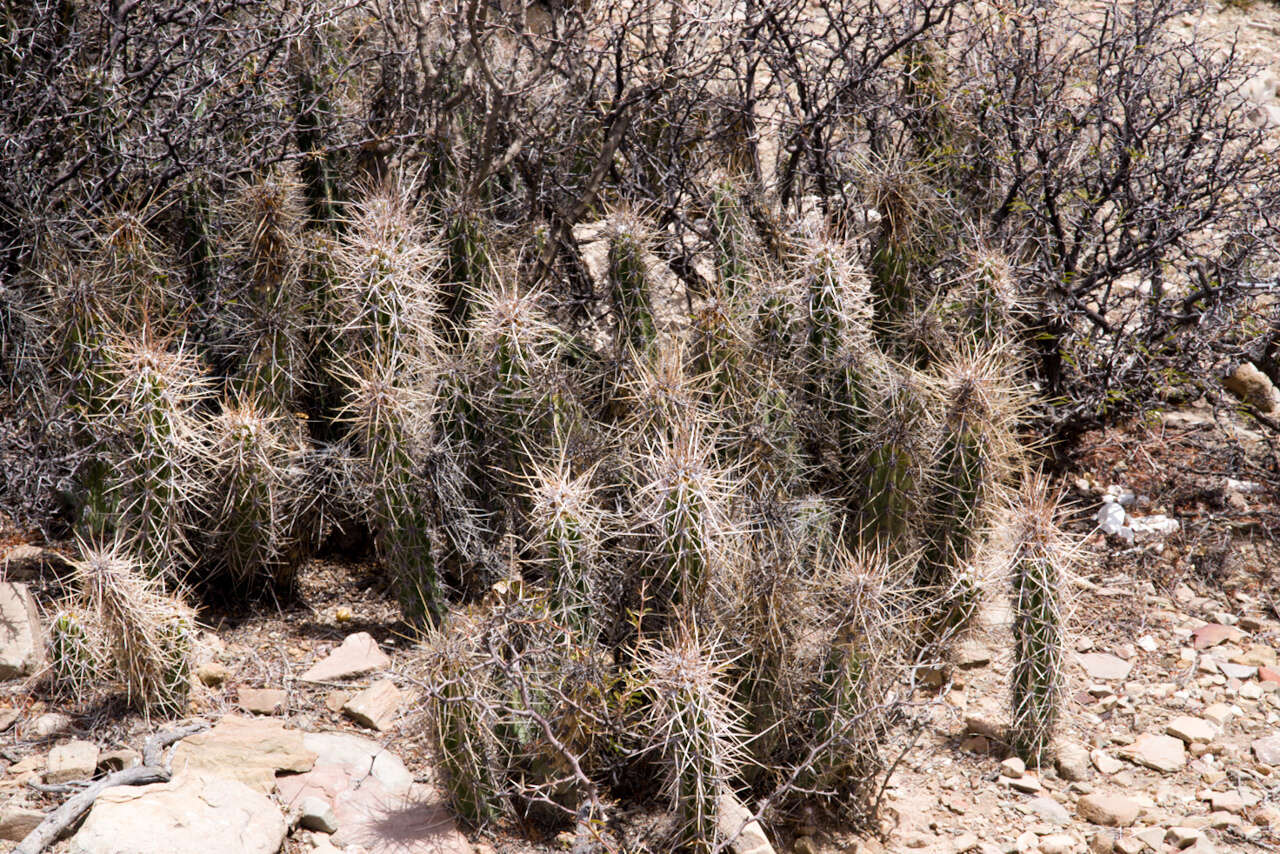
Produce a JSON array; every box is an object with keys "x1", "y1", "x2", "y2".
[
  {"x1": 341, "y1": 679, "x2": 404, "y2": 731},
  {"x1": 0, "y1": 806, "x2": 45, "y2": 841},
  {"x1": 298, "y1": 795, "x2": 339, "y2": 834},
  {"x1": 170, "y1": 715, "x2": 316, "y2": 793},
  {"x1": 0, "y1": 582, "x2": 44, "y2": 679},
  {"x1": 1027, "y1": 796, "x2": 1070, "y2": 825},
  {"x1": 1038, "y1": 834, "x2": 1077, "y2": 854},
  {"x1": 69, "y1": 773, "x2": 286, "y2": 854},
  {"x1": 300, "y1": 632, "x2": 390, "y2": 682},
  {"x1": 1217, "y1": 661, "x2": 1256, "y2": 680},
  {"x1": 1119, "y1": 733, "x2": 1185, "y2": 773},
  {"x1": 33, "y1": 712, "x2": 73, "y2": 738},
  {"x1": 238, "y1": 687, "x2": 288, "y2": 715},
  {"x1": 1055, "y1": 742, "x2": 1091, "y2": 782},
  {"x1": 1251, "y1": 735, "x2": 1280, "y2": 766},
  {"x1": 1165, "y1": 716, "x2": 1217, "y2": 745},
  {"x1": 1077, "y1": 793, "x2": 1140, "y2": 827},
  {"x1": 45, "y1": 740, "x2": 100, "y2": 783},
  {"x1": 1078, "y1": 653, "x2": 1132, "y2": 681}
]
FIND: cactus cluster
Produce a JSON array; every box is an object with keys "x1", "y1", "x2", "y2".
[
  {"x1": 47, "y1": 543, "x2": 196, "y2": 717},
  {"x1": 22, "y1": 161, "x2": 1073, "y2": 845}
]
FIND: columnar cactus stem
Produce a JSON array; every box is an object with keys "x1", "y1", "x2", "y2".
[{"x1": 1009, "y1": 474, "x2": 1072, "y2": 767}]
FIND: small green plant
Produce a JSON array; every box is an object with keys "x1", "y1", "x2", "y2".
[
  {"x1": 207, "y1": 397, "x2": 306, "y2": 590},
  {"x1": 424, "y1": 614, "x2": 509, "y2": 828},
  {"x1": 1009, "y1": 473, "x2": 1072, "y2": 767},
  {"x1": 607, "y1": 215, "x2": 658, "y2": 361},
  {"x1": 527, "y1": 455, "x2": 607, "y2": 641},
  {"x1": 71, "y1": 542, "x2": 197, "y2": 717},
  {"x1": 226, "y1": 173, "x2": 308, "y2": 410},
  {"x1": 47, "y1": 608, "x2": 105, "y2": 700},
  {"x1": 639, "y1": 421, "x2": 733, "y2": 609},
  {"x1": 638, "y1": 625, "x2": 746, "y2": 852},
  {"x1": 340, "y1": 359, "x2": 443, "y2": 626},
  {"x1": 90, "y1": 335, "x2": 210, "y2": 580},
  {"x1": 917, "y1": 348, "x2": 1021, "y2": 637}
]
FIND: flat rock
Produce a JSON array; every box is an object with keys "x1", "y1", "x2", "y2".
[
  {"x1": 0, "y1": 805, "x2": 45, "y2": 841},
  {"x1": 1165, "y1": 716, "x2": 1217, "y2": 745},
  {"x1": 1233, "y1": 644, "x2": 1277, "y2": 667},
  {"x1": 1027, "y1": 796, "x2": 1070, "y2": 825},
  {"x1": 274, "y1": 733, "x2": 470, "y2": 854},
  {"x1": 964, "y1": 715, "x2": 1005, "y2": 741},
  {"x1": 69, "y1": 773, "x2": 286, "y2": 854},
  {"x1": 341, "y1": 679, "x2": 403, "y2": 731},
  {"x1": 1192, "y1": 624, "x2": 1241, "y2": 650},
  {"x1": 170, "y1": 715, "x2": 315, "y2": 793},
  {"x1": 1077, "y1": 793, "x2": 1140, "y2": 827},
  {"x1": 1119, "y1": 733, "x2": 1186, "y2": 773},
  {"x1": 45, "y1": 740, "x2": 100, "y2": 783},
  {"x1": 1202, "y1": 791, "x2": 1245, "y2": 814},
  {"x1": 1000, "y1": 757, "x2": 1026, "y2": 778},
  {"x1": 300, "y1": 632, "x2": 390, "y2": 682},
  {"x1": 0, "y1": 707, "x2": 18, "y2": 731},
  {"x1": 1077, "y1": 653, "x2": 1132, "y2": 681},
  {"x1": 0, "y1": 582, "x2": 45, "y2": 679},
  {"x1": 1090, "y1": 750, "x2": 1123, "y2": 775},
  {"x1": 1202, "y1": 703, "x2": 1237, "y2": 727},
  {"x1": 1166, "y1": 827, "x2": 1204, "y2": 848},
  {"x1": 239, "y1": 688, "x2": 288, "y2": 715},
  {"x1": 1252, "y1": 735, "x2": 1280, "y2": 766},
  {"x1": 297, "y1": 732, "x2": 415, "y2": 794},
  {"x1": 324, "y1": 690, "x2": 351, "y2": 713},
  {"x1": 1038, "y1": 834, "x2": 1077, "y2": 854},
  {"x1": 1217, "y1": 661, "x2": 1256, "y2": 680},
  {"x1": 1260, "y1": 665, "x2": 1280, "y2": 685}
]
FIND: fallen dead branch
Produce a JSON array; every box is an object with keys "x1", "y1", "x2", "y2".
[{"x1": 15, "y1": 721, "x2": 209, "y2": 854}]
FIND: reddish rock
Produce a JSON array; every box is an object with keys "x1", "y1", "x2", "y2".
[
  {"x1": 1259, "y1": 665, "x2": 1280, "y2": 685},
  {"x1": 1192, "y1": 624, "x2": 1240, "y2": 650},
  {"x1": 300, "y1": 633, "x2": 390, "y2": 683}
]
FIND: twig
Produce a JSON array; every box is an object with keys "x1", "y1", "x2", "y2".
[
  {"x1": 141, "y1": 720, "x2": 209, "y2": 767},
  {"x1": 15, "y1": 720, "x2": 209, "y2": 854},
  {"x1": 14, "y1": 766, "x2": 168, "y2": 854}
]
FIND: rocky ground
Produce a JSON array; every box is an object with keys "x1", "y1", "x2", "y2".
[
  {"x1": 0, "y1": 402, "x2": 1276, "y2": 854},
  {"x1": 3, "y1": 1, "x2": 1280, "y2": 850}
]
